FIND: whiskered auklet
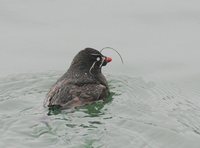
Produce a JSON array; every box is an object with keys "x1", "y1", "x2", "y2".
[{"x1": 44, "y1": 48, "x2": 112, "y2": 109}]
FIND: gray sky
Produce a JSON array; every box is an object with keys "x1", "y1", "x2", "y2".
[{"x1": 0, "y1": 0, "x2": 200, "y2": 76}]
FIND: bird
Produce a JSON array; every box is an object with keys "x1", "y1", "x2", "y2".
[{"x1": 44, "y1": 48, "x2": 112, "y2": 109}]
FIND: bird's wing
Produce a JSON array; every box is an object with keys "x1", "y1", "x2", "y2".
[
  {"x1": 44, "y1": 79, "x2": 108, "y2": 108},
  {"x1": 43, "y1": 79, "x2": 71, "y2": 107}
]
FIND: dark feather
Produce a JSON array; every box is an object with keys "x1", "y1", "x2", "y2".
[{"x1": 44, "y1": 48, "x2": 110, "y2": 109}]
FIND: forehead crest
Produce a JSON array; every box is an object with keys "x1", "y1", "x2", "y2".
[{"x1": 84, "y1": 48, "x2": 101, "y2": 55}]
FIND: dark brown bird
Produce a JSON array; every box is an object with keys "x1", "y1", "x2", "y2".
[{"x1": 44, "y1": 48, "x2": 112, "y2": 109}]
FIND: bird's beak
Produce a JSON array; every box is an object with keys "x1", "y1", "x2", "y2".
[
  {"x1": 105, "y1": 57, "x2": 112, "y2": 63},
  {"x1": 101, "y1": 56, "x2": 112, "y2": 67}
]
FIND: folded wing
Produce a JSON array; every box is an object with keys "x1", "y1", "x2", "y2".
[{"x1": 44, "y1": 79, "x2": 108, "y2": 109}]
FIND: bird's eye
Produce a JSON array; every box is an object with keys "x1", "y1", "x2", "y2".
[{"x1": 96, "y1": 57, "x2": 101, "y2": 61}]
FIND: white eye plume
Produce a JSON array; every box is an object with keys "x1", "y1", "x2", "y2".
[
  {"x1": 99, "y1": 57, "x2": 105, "y2": 68},
  {"x1": 89, "y1": 61, "x2": 97, "y2": 75},
  {"x1": 89, "y1": 56, "x2": 102, "y2": 75}
]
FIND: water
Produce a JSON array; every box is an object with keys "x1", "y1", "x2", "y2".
[
  {"x1": 1, "y1": 0, "x2": 200, "y2": 147},
  {"x1": 1, "y1": 71, "x2": 200, "y2": 148}
]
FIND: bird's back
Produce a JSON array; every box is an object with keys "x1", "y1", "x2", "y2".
[{"x1": 44, "y1": 78, "x2": 109, "y2": 109}]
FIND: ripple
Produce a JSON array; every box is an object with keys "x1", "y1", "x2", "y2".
[{"x1": 1, "y1": 72, "x2": 200, "y2": 148}]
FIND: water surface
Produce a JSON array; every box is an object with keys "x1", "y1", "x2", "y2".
[{"x1": 1, "y1": 71, "x2": 200, "y2": 148}]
